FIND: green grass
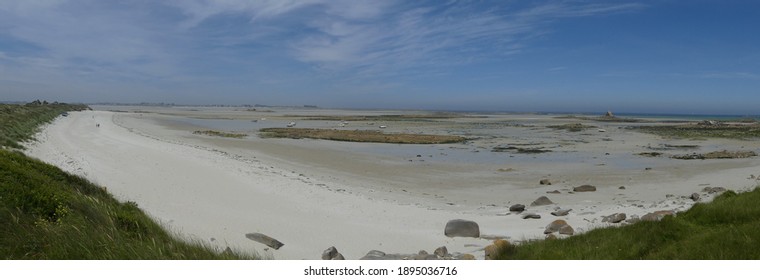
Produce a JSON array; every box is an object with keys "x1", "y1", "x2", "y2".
[
  {"x1": 496, "y1": 188, "x2": 760, "y2": 259},
  {"x1": 1, "y1": 103, "x2": 254, "y2": 259},
  {"x1": 1, "y1": 102, "x2": 89, "y2": 149},
  {"x1": 634, "y1": 124, "x2": 760, "y2": 140},
  {"x1": 260, "y1": 127, "x2": 467, "y2": 144}
]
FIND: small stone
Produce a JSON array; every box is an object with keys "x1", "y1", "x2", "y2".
[
  {"x1": 690, "y1": 193, "x2": 700, "y2": 201},
  {"x1": 444, "y1": 219, "x2": 480, "y2": 238},
  {"x1": 545, "y1": 234, "x2": 557, "y2": 240},
  {"x1": 459, "y1": 254, "x2": 476, "y2": 260},
  {"x1": 522, "y1": 213, "x2": 541, "y2": 219},
  {"x1": 544, "y1": 219, "x2": 569, "y2": 234},
  {"x1": 531, "y1": 196, "x2": 554, "y2": 206},
  {"x1": 322, "y1": 246, "x2": 338, "y2": 260},
  {"x1": 573, "y1": 185, "x2": 597, "y2": 192},
  {"x1": 619, "y1": 186, "x2": 626, "y2": 190},
  {"x1": 434, "y1": 246, "x2": 449, "y2": 258},
  {"x1": 333, "y1": 253, "x2": 345, "y2": 260},
  {"x1": 546, "y1": 190, "x2": 561, "y2": 194},
  {"x1": 509, "y1": 204, "x2": 526, "y2": 212},
  {"x1": 245, "y1": 233, "x2": 284, "y2": 250},
  {"x1": 551, "y1": 209, "x2": 572, "y2": 216},
  {"x1": 540, "y1": 179, "x2": 552, "y2": 185},
  {"x1": 360, "y1": 250, "x2": 387, "y2": 260},
  {"x1": 602, "y1": 213, "x2": 627, "y2": 223}
]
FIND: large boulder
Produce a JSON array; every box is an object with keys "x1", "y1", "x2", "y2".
[
  {"x1": 530, "y1": 196, "x2": 554, "y2": 206},
  {"x1": 602, "y1": 213, "x2": 627, "y2": 223},
  {"x1": 544, "y1": 219, "x2": 569, "y2": 234},
  {"x1": 573, "y1": 185, "x2": 597, "y2": 192},
  {"x1": 444, "y1": 219, "x2": 480, "y2": 238},
  {"x1": 245, "y1": 233, "x2": 284, "y2": 250}
]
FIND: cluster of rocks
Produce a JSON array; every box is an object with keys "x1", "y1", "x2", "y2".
[{"x1": 358, "y1": 246, "x2": 475, "y2": 260}]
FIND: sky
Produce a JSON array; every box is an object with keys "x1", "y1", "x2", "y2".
[{"x1": 0, "y1": 0, "x2": 759, "y2": 114}]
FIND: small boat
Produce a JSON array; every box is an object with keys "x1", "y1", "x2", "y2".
[
  {"x1": 287, "y1": 122, "x2": 296, "y2": 127},
  {"x1": 379, "y1": 125, "x2": 387, "y2": 129},
  {"x1": 598, "y1": 128, "x2": 607, "y2": 132}
]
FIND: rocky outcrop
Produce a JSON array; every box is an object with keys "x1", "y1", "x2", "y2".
[
  {"x1": 573, "y1": 185, "x2": 597, "y2": 192},
  {"x1": 444, "y1": 219, "x2": 480, "y2": 238},
  {"x1": 530, "y1": 196, "x2": 554, "y2": 206},
  {"x1": 245, "y1": 233, "x2": 284, "y2": 250}
]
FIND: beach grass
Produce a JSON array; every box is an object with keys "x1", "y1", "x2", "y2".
[
  {"x1": 1, "y1": 103, "x2": 254, "y2": 259},
  {"x1": 260, "y1": 127, "x2": 467, "y2": 144},
  {"x1": 0, "y1": 101, "x2": 89, "y2": 149},
  {"x1": 634, "y1": 124, "x2": 760, "y2": 140},
  {"x1": 495, "y1": 188, "x2": 760, "y2": 259}
]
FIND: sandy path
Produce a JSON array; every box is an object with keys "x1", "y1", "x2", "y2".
[{"x1": 26, "y1": 110, "x2": 760, "y2": 259}]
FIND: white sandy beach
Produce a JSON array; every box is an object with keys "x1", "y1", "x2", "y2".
[{"x1": 25, "y1": 108, "x2": 760, "y2": 259}]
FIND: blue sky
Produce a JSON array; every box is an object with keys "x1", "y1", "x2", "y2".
[{"x1": 1, "y1": 1, "x2": 758, "y2": 114}]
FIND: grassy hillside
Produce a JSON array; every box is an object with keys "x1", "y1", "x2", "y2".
[
  {"x1": 1, "y1": 103, "x2": 253, "y2": 259},
  {"x1": 496, "y1": 188, "x2": 760, "y2": 259}
]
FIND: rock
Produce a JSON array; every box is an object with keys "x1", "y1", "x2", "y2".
[
  {"x1": 444, "y1": 219, "x2": 480, "y2": 238},
  {"x1": 703, "y1": 187, "x2": 727, "y2": 194},
  {"x1": 602, "y1": 213, "x2": 627, "y2": 223},
  {"x1": 509, "y1": 204, "x2": 526, "y2": 212},
  {"x1": 690, "y1": 193, "x2": 700, "y2": 201},
  {"x1": 641, "y1": 210, "x2": 675, "y2": 222},
  {"x1": 626, "y1": 214, "x2": 641, "y2": 224},
  {"x1": 546, "y1": 190, "x2": 561, "y2": 194},
  {"x1": 619, "y1": 186, "x2": 626, "y2": 190},
  {"x1": 434, "y1": 246, "x2": 449, "y2": 258},
  {"x1": 245, "y1": 233, "x2": 284, "y2": 250},
  {"x1": 413, "y1": 250, "x2": 434, "y2": 260},
  {"x1": 322, "y1": 246, "x2": 338, "y2": 260},
  {"x1": 573, "y1": 185, "x2": 597, "y2": 192},
  {"x1": 551, "y1": 209, "x2": 572, "y2": 216},
  {"x1": 559, "y1": 225, "x2": 574, "y2": 235},
  {"x1": 522, "y1": 213, "x2": 541, "y2": 219},
  {"x1": 540, "y1": 179, "x2": 552, "y2": 185},
  {"x1": 360, "y1": 250, "x2": 387, "y2": 260},
  {"x1": 222, "y1": 247, "x2": 233, "y2": 255},
  {"x1": 530, "y1": 196, "x2": 554, "y2": 206},
  {"x1": 459, "y1": 254, "x2": 476, "y2": 260},
  {"x1": 484, "y1": 239, "x2": 510, "y2": 260},
  {"x1": 544, "y1": 219, "x2": 569, "y2": 234},
  {"x1": 545, "y1": 233, "x2": 557, "y2": 240},
  {"x1": 333, "y1": 253, "x2": 345, "y2": 260}
]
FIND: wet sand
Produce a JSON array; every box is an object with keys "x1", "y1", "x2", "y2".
[{"x1": 25, "y1": 106, "x2": 760, "y2": 259}]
